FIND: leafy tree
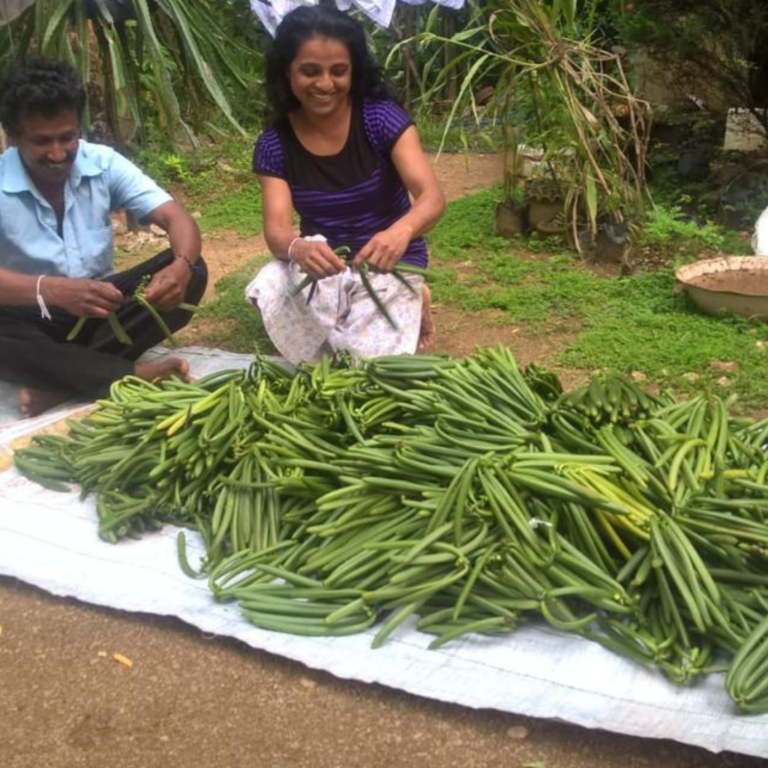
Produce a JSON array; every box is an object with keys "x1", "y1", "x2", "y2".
[{"x1": 0, "y1": 0, "x2": 265, "y2": 150}]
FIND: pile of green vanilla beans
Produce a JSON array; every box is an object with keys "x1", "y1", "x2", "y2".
[{"x1": 13, "y1": 346, "x2": 768, "y2": 714}]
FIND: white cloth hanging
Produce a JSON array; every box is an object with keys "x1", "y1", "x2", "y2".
[
  {"x1": 351, "y1": 0, "x2": 398, "y2": 28},
  {"x1": 398, "y1": 0, "x2": 465, "y2": 10},
  {"x1": 249, "y1": 0, "x2": 301, "y2": 36},
  {"x1": 0, "y1": 0, "x2": 36, "y2": 25},
  {"x1": 248, "y1": 0, "x2": 464, "y2": 35}
]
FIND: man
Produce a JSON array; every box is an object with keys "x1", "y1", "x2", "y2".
[{"x1": 0, "y1": 56, "x2": 207, "y2": 417}]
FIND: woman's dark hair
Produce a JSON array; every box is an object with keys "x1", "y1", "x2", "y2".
[
  {"x1": 0, "y1": 56, "x2": 86, "y2": 135},
  {"x1": 265, "y1": 5, "x2": 393, "y2": 120}
]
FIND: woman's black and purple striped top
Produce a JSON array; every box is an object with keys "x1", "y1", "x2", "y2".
[{"x1": 253, "y1": 99, "x2": 428, "y2": 268}]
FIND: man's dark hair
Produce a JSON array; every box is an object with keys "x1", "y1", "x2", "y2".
[
  {"x1": 265, "y1": 5, "x2": 393, "y2": 121},
  {"x1": 0, "y1": 56, "x2": 86, "y2": 135}
]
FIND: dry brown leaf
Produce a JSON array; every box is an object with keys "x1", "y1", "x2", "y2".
[
  {"x1": 710, "y1": 360, "x2": 739, "y2": 373},
  {"x1": 112, "y1": 652, "x2": 134, "y2": 668}
]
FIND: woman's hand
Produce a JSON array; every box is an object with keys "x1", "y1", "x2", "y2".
[
  {"x1": 352, "y1": 223, "x2": 413, "y2": 273},
  {"x1": 290, "y1": 237, "x2": 347, "y2": 280},
  {"x1": 351, "y1": 124, "x2": 444, "y2": 274},
  {"x1": 259, "y1": 177, "x2": 347, "y2": 279}
]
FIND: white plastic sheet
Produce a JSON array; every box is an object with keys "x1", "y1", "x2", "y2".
[{"x1": 1, "y1": 348, "x2": 768, "y2": 759}]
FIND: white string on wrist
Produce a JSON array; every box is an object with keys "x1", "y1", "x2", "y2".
[
  {"x1": 287, "y1": 236, "x2": 302, "y2": 261},
  {"x1": 36, "y1": 275, "x2": 52, "y2": 321}
]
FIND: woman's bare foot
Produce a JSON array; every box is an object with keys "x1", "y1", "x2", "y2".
[
  {"x1": 417, "y1": 283, "x2": 437, "y2": 352},
  {"x1": 19, "y1": 388, "x2": 70, "y2": 418},
  {"x1": 135, "y1": 357, "x2": 191, "y2": 383}
]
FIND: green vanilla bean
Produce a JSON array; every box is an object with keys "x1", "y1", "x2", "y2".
[{"x1": 66, "y1": 312, "x2": 132, "y2": 345}]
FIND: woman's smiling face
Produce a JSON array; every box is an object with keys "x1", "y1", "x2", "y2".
[{"x1": 288, "y1": 35, "x2": 352, "y2": 117}]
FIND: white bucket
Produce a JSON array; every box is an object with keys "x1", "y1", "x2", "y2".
[{"x1": 754, "y1": 206, "x2": 768, "y2": 256}]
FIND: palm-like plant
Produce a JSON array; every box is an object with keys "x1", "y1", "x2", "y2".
[
  {"x1": 0, "y1": 0, "x2": 262, "y2": 150},
  {"x1": 408, "y1": 0, "x2": 651, "y2": 249}
]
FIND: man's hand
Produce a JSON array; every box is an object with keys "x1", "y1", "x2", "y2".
[
  {"x1": 142, "y1": 259, "x2": 191, "y2": 311},
  {"x1": 290, "y1": 238, "x2": 347, "y2": 280},
  {"x1": 44, "y1": 277, "x2": 124, "y2": 317}
]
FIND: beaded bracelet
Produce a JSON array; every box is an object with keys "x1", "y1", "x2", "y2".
[{"x1": 174, "y1": 254, "x2": 196, "y2": 274}]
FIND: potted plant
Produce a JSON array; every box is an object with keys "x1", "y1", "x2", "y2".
[{"x1": 410, "y1": 0, "x2": 652, "y2": 253}]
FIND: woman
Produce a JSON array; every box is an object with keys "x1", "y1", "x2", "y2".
[{"x1": 245, "y1": 5, "x2": 444, "y2": 364}]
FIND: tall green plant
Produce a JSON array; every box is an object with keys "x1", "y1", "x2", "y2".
[
  {"x1": 0, "y1": 0, "x2": 262, "y2": 150},
  {"x1": 406, "y1": 0, "x2": 651, "y2": 249}
]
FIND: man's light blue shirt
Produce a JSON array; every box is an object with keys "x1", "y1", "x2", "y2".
[{"x1": 0, "y1": 140, "x2": 172, "y2": 279}]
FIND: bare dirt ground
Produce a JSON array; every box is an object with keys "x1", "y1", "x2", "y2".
[{"x1": 2, "y1": 154, "x2": 764, "y2": 768}]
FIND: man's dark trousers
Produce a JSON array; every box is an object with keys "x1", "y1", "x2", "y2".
[{"x1": 0, "y1": 249, "x2": 207, "y2": 398}]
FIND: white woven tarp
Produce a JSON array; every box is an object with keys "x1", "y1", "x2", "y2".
[{"x1": 1, "y1": 347, "x2": 768, "y2": 760}]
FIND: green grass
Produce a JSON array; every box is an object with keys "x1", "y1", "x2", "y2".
[
  {"x1": 198, "y1": 181, "x2": 262, "y2": 236},
  {"x1": 194, "y1": 256, "x2": 276, "y2": 354},
  {"x1": 641, "y1": 204, "x2": 726, "y2": 251},
  {"x1": 414, "y1": 116, "x2": 502, "y2": 154},
  {"x1": 638, "y1": 202, "x2": 753, "y2": 260},
  {"x1": 428, "y1": 189, "x2": 768, "y2": 411},
  {"x1": 135, "y1": 138, "x2": 263, "y2": 236},
  {"x1": 428, "y1": 186, "x2": 508, "y2": 255},
  {"x1": 560, "y1": 300, "x2": 768, "y2": 409}
]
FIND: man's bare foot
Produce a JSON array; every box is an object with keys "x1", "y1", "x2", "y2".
[
  {"x1": 18, "y1": 359, "x2": 190, "y2": 418},
  {"x1": 135, "y1": 357, "x2": 191, "y2": 383},
  {"x1": 417, "y1": 283, "x2": 437, "y2": 352},
  {"x1": 20, "y1": 388, "x2": 70, "y2": 418}
]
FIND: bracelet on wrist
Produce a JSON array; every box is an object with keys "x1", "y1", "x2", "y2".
[
  {"x1": 36, "y1": 274, "x2": 52, "y2": 321},
  {"x1": 174, "y1": 255, "x2": 196, "y2": 274},
  {"x1": 287, "y1": 237, "x2": 302, "y2": 261}
]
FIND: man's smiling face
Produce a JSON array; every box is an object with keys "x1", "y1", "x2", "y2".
[{"x1": 9, "y1": 108, "x2": 80, "y2": 190}]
